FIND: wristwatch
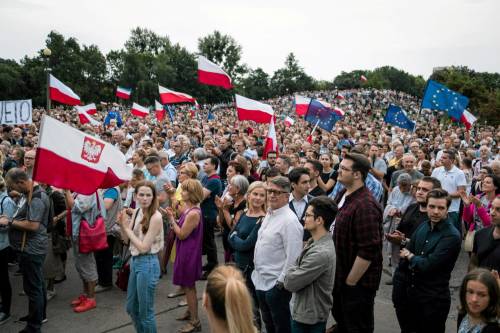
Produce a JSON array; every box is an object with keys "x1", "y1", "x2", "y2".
[{"x1": 400, "y1": 238, "x2": 407, "y2": 246}]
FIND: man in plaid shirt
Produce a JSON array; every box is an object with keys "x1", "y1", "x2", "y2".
[{"x1": 330, "y1": 153, "x2": 383, "y2": 333}]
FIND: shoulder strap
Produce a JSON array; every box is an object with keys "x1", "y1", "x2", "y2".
[{"x1": 0, "y1": 195, "x2": 7, "y2": 215}]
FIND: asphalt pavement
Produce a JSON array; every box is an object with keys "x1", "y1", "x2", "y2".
[{"x1": 2, "y1": 234, "x2": 467, "y2": 333}]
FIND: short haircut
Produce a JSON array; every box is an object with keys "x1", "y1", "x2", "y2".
[
  {"x1": 442, "y1": 149, "x2": 456, "y2": 161},
  {"x1": 426, "y1": 188, "x2": 451, "y2": 208},
  {"x1": 288, "y1": 167, "x2": 310, "y2": 184},
  {"x1": 206, "y1": 155, "x2": 220, "y2": 170},
  {"x1": 132, "y1": 169, "x2": 145, "y2": 179},
  {"x1": 228, "y1": 160, "x2": 245, "y2": 175},
  {"x1": 270, "y1": 176, "x2": 291, "y2": 193},
  {"x1": 305, "y1": 159, "x2": 323, "y2": 174},
  {"x1": 343, "y1": 153, "x2": 371, "y2": 181},
  {"x1": 265, "y1": 167, "x2": 281, "y2": 179},
  {"x1": 5, "y1": 168, "x2": 29, "y2": 183},
  {"x1": 192, "y1": 148, "x2": 208, "y2": 161},
  {"x1": 484, "y1": 174, "x2": 500, "y2": 195},
  {"x1": 267, "y1": 151, "x2": 277, "y2": 157},
  {"x1": 278, "y1": 156, "x2": 291, "y2": 167},
  {"x1": 420, "y1": 176, "x2": 441, "y2": 189},
  {"x1": 309, "y1": 196, "x2": 338, "y2": 230},
  {"x1": 230, "y1": 175, "x2": 249, "y2": 195},
  {"x1": 144, "y1": 155, "x2": 160, "y2": 165},
  {"x1": 180, "y1": 162, "x2": 198, "y2": 179}
]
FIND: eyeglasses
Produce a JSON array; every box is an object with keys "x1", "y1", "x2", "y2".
[
  {"x1": 266, "y1": 189, "x2": 288, "y2": 196},
  {"x1": 304, "y1": 213, "x2": 315, "y2": 218}
]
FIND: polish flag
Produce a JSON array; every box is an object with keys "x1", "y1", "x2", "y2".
[
  {"x1": 235, "y1": 94, "x2": 274, "y2": 124},
  {"x1": 455, "y1": 110, "x2": 477, "y2": 131},
  {"x1": 49, "y1": 74, "x2": 81, "y2": 106},
  {"x1": 116, "y1": 86, "x2": 132, "y2": 100},
  {"x1": 336, "y1": 93, "x2": 345, "y2": 100},
  {"x1": 75, "y1": 105, "x2": 100, "y2": 126},
  {"x1": 333, "y1": 107, "x2": 345, "y2": 116},
  {"x1": 155, "y1": 100, "x2": 165, "y2": 122},
  {"x1": 198, "y1": 56, "x2": 233, "y2": 89},
  {"x1": 76, "y1": 103, "x2": 97, "y2": 115},
  {"x1": 294, "y1": 95, "x2": 311, "y2": 116},
  {"x1": 130, "y1": 103, "x2": 149, "y2": 118},
  {"x1": 284, "y1": 116, "x2": 295, "y2": 127},
  {"x1": 158, "y1": 85, "x2": 196, "y2": 104},
  {"x1": 263, "y1": 120, "x2": 278, "y2": 160},
  {"x1": 33, "y1": 115, "x2": 132, "y2": 195},
  {"x1": 360, "y1": 75, "x2": 368, "y2": 82}
]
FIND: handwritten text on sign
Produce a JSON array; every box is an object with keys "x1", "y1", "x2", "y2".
[{"x1": 0, "y1": 100, "x2": 32, "y2": 125}]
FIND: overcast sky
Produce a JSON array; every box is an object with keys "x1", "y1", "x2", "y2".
[{"x1": 1, "y1": 0, "x2": 499, "y2": 80}]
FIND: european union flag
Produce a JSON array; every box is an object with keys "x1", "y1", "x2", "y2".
[
  {"x1": 305, "y1": 99, "x2": 342, "y2": 132},
  {"x1": 421, "y1": 80, "x2": 469, "y2": 120},
  {"x1": 166, "y1": 105, "x2": 175, "y2": 122},
  {"x1": 384, "y1": 105, "x2": 415, "y2": 131}
]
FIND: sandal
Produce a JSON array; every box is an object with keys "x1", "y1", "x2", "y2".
[
  {"x1": 178, "y1": 320, "x2": 201, "y2": 333},
  {"x1": 175, "y1": 311, "x2": 190, "y2": 321}
]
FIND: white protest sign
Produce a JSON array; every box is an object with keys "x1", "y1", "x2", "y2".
[{"x1": 0, "y1": 99, "x2": 33, "y2": 125}]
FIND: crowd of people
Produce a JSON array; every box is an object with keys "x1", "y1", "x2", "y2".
[{"x1": 0, "y1": 87, "x2": 498, "y2": 333}]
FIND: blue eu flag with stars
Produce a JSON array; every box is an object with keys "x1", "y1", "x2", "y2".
[
  {"x1": 384, "y1": 105, "x2": 415, "y2": 131},
  {"x1": 421, "y1": 80, "x2": 468, "y2": 120},
  {"x1": 305, "y1": 99, "x2": 342, "y2": 132}
]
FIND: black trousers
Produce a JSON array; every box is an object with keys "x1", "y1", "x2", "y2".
[
  {"x1": 95, "y1": 235, "x2": 116, "y2": 287},
  {"x1": 393, "y1": 272, "x2": 450, "y2": 333},
  {"x1": 332, "y1": 284, "x2": 376, "y2": 333},
  {"x1": 18, "y1": 252, "x2": 46, "y2": 333},
  {"x1": 202, "y1": 217, "x2": 218, "y2": 271},
  {"x1": 0, "y1": 247, "x2": 12, "y2": 315},
  {"x1": 256, "y1": 286, "x2": 292, "y2": 333}
]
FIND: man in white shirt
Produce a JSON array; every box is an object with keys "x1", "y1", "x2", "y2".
[
  {"x1": 431, "y1": 149, "x2": 467, "y2": 232},
  {"x1": 252, "y1": 176, "x2": 304, "y2": 333}
]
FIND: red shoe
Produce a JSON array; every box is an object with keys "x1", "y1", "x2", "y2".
[
  {"x1": 73, "y1": 298, "x2": 96, "y2": 313},
  {"x1": 70, "y1": 295, "x2": 87, "y2": 307}
]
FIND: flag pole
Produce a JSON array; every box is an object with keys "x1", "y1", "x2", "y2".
[{"x1": 310, "y1": 119, "x2": 320, "y2": 135}]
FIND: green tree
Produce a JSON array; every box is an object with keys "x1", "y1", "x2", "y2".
[
  {"x1": 240, "y1": 68, "x2": 271, "y2": 100},
  {"x1": 0, "y1": 59, "x2": 27, "y2": 100},
  {"x1": 270, "y1": 53, "x2": 315, "y2": 96}
]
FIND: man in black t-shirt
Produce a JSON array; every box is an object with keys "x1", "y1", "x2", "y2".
[
  {"x1": 304, "y1": 159, "x2": 326, "y2": 197},
  {"x1": 470, "y1": 196, "x2": 500, "y2": 272}
]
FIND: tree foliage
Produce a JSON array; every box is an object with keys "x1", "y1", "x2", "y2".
[{"x1": 0, "y1": 29, "x2": 497, "y2": 123}]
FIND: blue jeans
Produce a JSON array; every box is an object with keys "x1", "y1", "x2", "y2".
[
  {"x1": 126, "y1": 254, "x2": 160, "y2": 333},
  {"x1": 256, "y1": 286, "x2": 292, "y2": 333},
  {"x1": 18, "y1": 252, "x2": 46, "y2": 333},
  {"x1": 291, "y1": 320, "x2": 326, "y2": 333}
]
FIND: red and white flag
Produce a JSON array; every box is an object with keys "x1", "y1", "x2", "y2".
[
  {"x1": 333, "y1": 107, "x2": 345, "y2": 116},
  {"x1": 336, "y1": 93, "x2": 345, "y2": 100},
  {"x1": 263, "y1": 120, "x2": 277, "y2": 160},
  {"x1": 33, "y1": 116, "x2": 132, "y2": 195},
  {"x1": 284, "y1": 116, "x2": 295, "y2": 127},
  {"x1": 460, "y1": 110, "x2": 477, "y2": 131},
  {"x1": 75, "y1": 105, "x2": 100, "y2": 126},
  {"x1": 130, "y1": 103, "x2": 149, "y2": 118},
  {"x1": 198, "y1": 56, "x2": 233, "y2": 89},
  {"x1": 155, "y1": 100, "x2": 165, "y2": 122},
  {"x1": 360, "y1": 75, "x2": 368, "y2": 82},
  {"x1": 235, "y1": 94, "x2": 274, "y2": 124},
  {"x1": 158, "y1": 85, "x2": 196, "y2": 104},
  {"x1": 294, "y1": 95, "x2": 311, "y2": 116},
  {"x1": 49, "y1": 74, "x2": 81, "y2": 106},
  {"x1": 116, "y1": 86, "x2": 132, "y2": 100},
  {"x1": 75, "y1": 103, "x2": 97, "y2": 115}
]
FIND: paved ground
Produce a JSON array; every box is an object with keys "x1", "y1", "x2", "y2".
[{"x1": 2, "y1": 235, "x2": 467, "y2": 333}]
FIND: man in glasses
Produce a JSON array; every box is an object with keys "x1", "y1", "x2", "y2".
[
  {"x1": 330, "y1": 153, "x2": 383, "y2": 333},
  {"x1": 252, "y1": 176, "x2": 303, "y2": 333}
]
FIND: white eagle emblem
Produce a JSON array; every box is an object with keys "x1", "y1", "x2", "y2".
[{"x1": 81, "y1": 137, "x2": 104, "y2": 164}]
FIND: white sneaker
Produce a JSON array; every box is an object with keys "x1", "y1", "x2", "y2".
[{"x1": 46, "y1": 290, "x2": 56, "y2": 301}]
